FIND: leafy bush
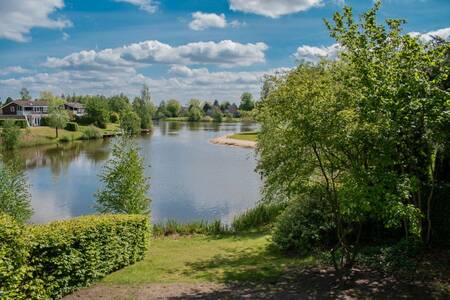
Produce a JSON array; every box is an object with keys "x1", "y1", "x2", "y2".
[
  {"x1": 212, "y1": 110, "x2": 223, "y2": 123},
  {"x1": 153, "y1": 219, "x2": 228, "y2": 237},
  {"x1": 40, "y1": 117, "x2": 49, "y2": 126},
  {"x1": 272, "y1": 195, "x2": 334, "y2": 255},
  {"x1": 65, "y1": 122, "x2": 79, "y2": 132},
  {"x1": 58, "y1": 136, "x2": 70, "y2": 143},
  {"x1": 188, "y1": 107, "x2": 203, "y2": 122},
  {"x1": 81, "y1": 125, "x2": 102, "y2": 140},
  {"x1": 232, "y1": 202, "x2": 287, "y2": 232},
  {"x1": 0, "y1": 214, "x2": 150, "y2": 299},
  {"x1": 110, "y1": 112, "x2": 120, "y2": 123},
  {"x1": 0, "y1": 120, "x2": 21, "y2": 150}
]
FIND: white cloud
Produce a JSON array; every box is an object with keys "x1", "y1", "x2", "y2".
[
  {"x1": 293, "y1": 43, "x2": 340, "y2": 63},
  {"x1": 0, "y1": 66, "x2": 29, "y2": 76},
  {"x1": 0, "y1": 0, "x2": 71, "y2": 42},
  {"x1": 114, "y1": 0, "x2": 158, "y2": 13},
  {"x1": 409, "y1": 27, "x2": 450, "y2": 43},
  {"x1": 44, "y1": 40, "x2": 268, "y2": 69},
  {"x1": 229, "y1": 0, "x2": 323, "y2": 18},
  {"x1": 62, "y1": 32, "x2": 70, "y2": 41},
  {"x1": 189, "y1": 12, "x2": 227, "y2": 31}
]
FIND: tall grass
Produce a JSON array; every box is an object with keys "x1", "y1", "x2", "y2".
[
  {"x1": 153, "y1": 219, "x2": 228, "y2": 237},
  {"x1": 231, "y1": 202, "x2": 287, "y2": 232}
]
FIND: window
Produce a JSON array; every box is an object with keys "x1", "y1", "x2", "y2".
[{"x1": 10, "y1": 106, "x2": 15, "y2": 113}]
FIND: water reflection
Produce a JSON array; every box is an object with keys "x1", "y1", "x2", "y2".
[{"x1": 6, "y1": 122, "x2": 261, "y2": 224}]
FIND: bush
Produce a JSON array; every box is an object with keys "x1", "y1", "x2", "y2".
[
  {"x1": 232, "y1": 202, "x2": 287, "y2": 232},
  {"x1": 40, "y1": 117, "x2": 49, "y2": 126},
  {"x1": 81, "y1": 125, "x2": 102, "y2": 140},
  {"x1": 65, "y1": 122, "x2": 79, "y2": 132},
  {"x1": 110, "y1": 112, "x2": 120, "y2": 123},
  {"x1": 0, "y1": 120, "x2": 21, "y2": 150},
  {"x1": 75, "y1": 115, "x2": 93, "y2": 126},
  {"x1": 272, "y1": 195, "x2": 334, "y2": 255},
  {"x1": 212, "y1": 110, "x2": 223, "y2": 123},
  {"x1": 59, "y1": 136, "x2": 70, "y2": 143},
  {"x1": 0, "y1": 214, "x2": 150, "y2": 299}
]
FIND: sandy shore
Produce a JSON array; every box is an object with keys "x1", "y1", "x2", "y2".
[{"x1": 209, "y1": 134, "x2": 257, "y2": 149}]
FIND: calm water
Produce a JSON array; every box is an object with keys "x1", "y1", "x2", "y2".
[{"x1": 12, "y1": 122, "x2": 261, "y2": 224}]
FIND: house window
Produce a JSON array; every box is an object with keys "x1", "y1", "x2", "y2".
[{"x1": 10, "y1": 106, "x2": 15, "y2": 113}]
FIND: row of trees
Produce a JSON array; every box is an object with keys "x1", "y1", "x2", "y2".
[{"x1": 257, "y1": 2, "x2": 450, "y2": 275}]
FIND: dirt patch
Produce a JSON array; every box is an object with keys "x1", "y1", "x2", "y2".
[
  {"x1": 64, "y1": 267, "x2": 447, "y2": 299},
  {"x1": 209, "y1": 135, "x2": 256, "y2": 149}
]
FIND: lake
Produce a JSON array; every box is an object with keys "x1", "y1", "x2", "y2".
[{"x1": 11, "y1": 122, "x2": 261, "y2": 224}]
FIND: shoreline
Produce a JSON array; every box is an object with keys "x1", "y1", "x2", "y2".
[{"x1": 209, "y1": 134, "x2": 257, "y2": 149}]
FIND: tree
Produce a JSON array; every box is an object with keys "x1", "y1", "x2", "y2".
[
  {"x1": 5, "y1": 97, "x2": 13, "y2": 104},
  {"x1": 95, "y1": 136, "x2": 151, "y2": 214},
  {"x1": 48, "y1": 98, "x2": 69, "y2": 138},
  {"x1": 1, "y1": 120, "x2": 21, "y2": 151},
  {"x1": 120, "y1": 108, "x2": 141, "y2": 135},
  {"x1": 40, "y1": 91, "x2": 56, "y2": 101},
  {"x1": 133, "y1": 85, "x2": 155, "y2": 129},
  {"x1": 166, "y1": 99, "x2": 181, "y2": 117},
  {"x1": 0, "y1": 160, "x2": 32, "y2": 223},
  {"x1": 212, "y1": 107, "x2": 223, "y2": 123},
  {"x1": 85, "y1": 97, "x2": 109, "y2": 128},
  {"x1": 19, "y1": 88, "x2": 31, "y2": 100},
  {"x1": 188, "y1": 106, "x2": 203, "y2": 122},
  {"x1": 239, "y1": 92, "x2": 255, "y2": 111},
  {"x1": 156, "y1": 101, "x2": 169, "y2": 119},
  {"x1": 109, "y1": 94, "x2": 130, "y2": 113}
]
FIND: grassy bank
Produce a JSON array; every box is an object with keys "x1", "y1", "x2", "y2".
[
  {"x1": 228, "y1": 132, "x2": 258, "y2": 142},
  {"x1": 18, "y1": 124, "x2": 120, "y2": 148}
]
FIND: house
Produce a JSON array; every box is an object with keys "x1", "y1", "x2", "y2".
[
  {"x1": 0, "y1": 100, "x2": 86, "y2": 127},
  {"x1": 64, "y1": 102, "x2": 86, "y2": 117},
  {"x1": 1, "y1": 100, "x2": 49, "y2": 126}
]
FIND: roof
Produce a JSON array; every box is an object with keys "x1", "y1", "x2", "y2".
[
  {"x1": 65, "y1": 102, "x2": 85, "y2": 109},
  {"x1": 12, "y1": 100, "x2": 49, "y2": 107}
]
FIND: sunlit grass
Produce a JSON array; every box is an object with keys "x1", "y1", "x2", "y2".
[{"x1": 228, "y1": 132, "x2": 258, "y2": 142}]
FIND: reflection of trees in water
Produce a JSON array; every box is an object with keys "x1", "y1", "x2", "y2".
[{"x1": 6, "y1": 139, "x2": 112, "y2": 178}]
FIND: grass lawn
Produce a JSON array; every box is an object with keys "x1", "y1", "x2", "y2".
[
  {"x1": 102, "y1": 233, "x2": 315, "y2": 285},
  {"x1": 19, "y1": 123, "x2": 119, "y2": 148},
  {"x1": 228, "y1": 132, "x2": 258, "y2": 142}
]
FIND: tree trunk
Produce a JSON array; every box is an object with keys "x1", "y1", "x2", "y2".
[{"x1": 56, "y1": 127, "x2": 59, "y2": 138}]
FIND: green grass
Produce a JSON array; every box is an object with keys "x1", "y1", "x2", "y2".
[
  {"x1": 102, "y1": 233, "x2": 316, "y2": 284},
  {"x1": 18, "y1": 123, "x2": 120, "y2": 148},
  {"x1": 232, "y1": 202, "x2": 287, "y2": 232},
  {"x1": 229, "y1": 132, "x2": 258, "y2": 142}
]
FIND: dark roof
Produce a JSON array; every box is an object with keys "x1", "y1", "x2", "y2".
[
  {"x1": 65, "y1": 102, "x2": 85, "y2": 109},
  {"x1": 12, "y1": 100, "x2": 49, "y2": 107}
]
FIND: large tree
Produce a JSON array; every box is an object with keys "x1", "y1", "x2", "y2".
[
  {"x1": 239, "y1": 92, "x2": 255, "y2": 111},
  {"x1": 133, "y1": 84, "x2": 155, "y2": 129},
  {"x1": 48, "y1": 98, "x2": 69, "y2": 138},
  {"x1": 19, "y1": 88, "x2": 31, "y2": 100}
]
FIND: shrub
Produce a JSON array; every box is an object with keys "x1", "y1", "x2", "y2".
[
  {"x1": 40, "y1": 117, "x2": 49, "y2": 126},
  {"x1": 0, "y1": 214, "x2": 150, "y2": 299},
  {"x1": 212, "y1": 110, "x2": 223, "y2": 123},
  {"x1": 272, "y1": 195, "x2": 334, "y2": 255},
  {"x1": 0, "y1": 214, "x2": 31, "y2": 299},
  {"x1": 0, "y1": 120, "x2": 21, "y2": 150},
  {"x1": 65, "y1": 122, "x2": 79, "y2": 132},
  {"x1": 81, "y1": 125, "x2": 102, "y2": 140},
  {"x1": 188, "y1": 107, "x2": 203, "y2": 122},
  {"x1": 59, "y1": 136, "x2": 70, "y2": 143},
  {"x1": 232, "y1": 202, "x2": 287, "y2": 232},
  {"x1": 110, "y1": 112, "x2": 120, "y2": 123}
]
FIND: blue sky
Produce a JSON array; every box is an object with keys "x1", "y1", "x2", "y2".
[{"x1": 0, "y1": 0, "x2": 449, "y2": 103}]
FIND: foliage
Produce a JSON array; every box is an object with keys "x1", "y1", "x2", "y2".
[
  {"x1": 0, "y1": 214, "x2": 150, "y2": 299},
  {"x1": 272, "y1": 194, "x2": 335, "y2": 255},
  {"x1": 81, "y1": 125, "x2": 102, "y2": 140},
  {"x1": 120, "y1": 109, "x2": 141, "y2": 135},
  {"x1": 212, "y1": 108, "x2": 223, "y2": 123},
  {"x1": 19, "y1": 88, "x2": 31, "y2": 100},
  {"x1": 231, "y1": 202, "x2": 287, "y2": 232},
  {"x1": 108, "y1": 94, "x2": 130, "y2": 113},
  {"x1": 64, "y1": 122, "x2": 79, "y2": 132},
  {"x1": 188, "y1": 106, "x2": 203, "y2": 122},
  {"x1": 239, "y1": 92, "x2": 255, "y2": 111},
  {"x1": 257, "y1": 3, "x2": 449, "y2": 273},
  {"x1": 133, "y1": 85, "x2": 155, "y2": 129},
  {"x1": 85, "y1": 97, "x2": 109, "y2": 128},
  {"x1": 95, "y1": 136, "x2": 151, "y2": 214},
  {"x1": 110, "y1": 112, "x2": 120, "y2": 123},
  {"x1": 0, "y1": 160, "x2": 33, "y2": 223},
  {"x1": 166, "y1": 99, "x2": 182, "y2": 117},
  {"x1": 153, "y1": 219, "x2": 227, "y2": 237},
  {"x1": 1, "y1": 120, "x2": 21, "y2": 150},
  {"x1": 48, "y1": 98, "x2": 69, "y2": 138}
]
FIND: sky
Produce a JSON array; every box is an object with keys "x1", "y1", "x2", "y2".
[{"x1": 0, "y1": 0, "x2": 449, "y2": 104}]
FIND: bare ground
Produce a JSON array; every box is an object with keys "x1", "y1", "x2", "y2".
[
  {"x1": 64, "y1": 267, "x2": 449, "y2": 300},
  {"x1": 209, "y1": 135, "x2": 256, "y2": 149}
]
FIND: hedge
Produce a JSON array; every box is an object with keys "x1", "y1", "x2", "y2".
[
  {"x1": 0, "y1": 214, "x2": 150, "y2": 299},
  {"x1": 65, "y1": 122, "x2": 79, "y2": 132},
  {"x1": 0, "y1": 120, "x2": 28, "y2": 128}
]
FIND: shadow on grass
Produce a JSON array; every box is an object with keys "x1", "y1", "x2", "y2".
[{"x1": 175, "y1": 237, "x2": 445, "y2": 300}]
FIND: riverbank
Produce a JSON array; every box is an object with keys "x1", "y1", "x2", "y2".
[
  {"x1": 210, "y1": 132, "x2": 257, "y2": 148},
  {"x1": 65, "y1": 232, "x2": 450, "y2": 299},
  {"x1": 163, "y1": 117, "x2": 244, "y2": 123}
]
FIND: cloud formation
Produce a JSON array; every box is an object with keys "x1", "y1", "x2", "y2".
[
  {"x1": 0, "y1": 66, "x2": 30, "y2": 77},
  {"x1": 409, "y1": 27, "x2": 450, "y2": 43},
  {"x1": 293, "y1": 43, "x2": 340, "y2": 62},
  {"x1": 0, "y1": 0, "x2": 71, "y2": 42},
  {"x1": 44, "y1": 40, "x2": 268, "y2": 70},
  {"x1": 114, "y1": 0, "x2": 158, "y2": 13},
  {"x1": 189, "y1": 12, "x2": 227, "y2": 31},
  {"x1": 229, "y1": 0, "x2": 322, "y2": 18}
]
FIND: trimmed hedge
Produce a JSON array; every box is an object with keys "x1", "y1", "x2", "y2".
[
  {"x1": 65, "y1": 122, "x2": 79, "y2": 132},
  {"x1": 0, "y1": 214, "x2": 150, "y2": 299}
]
